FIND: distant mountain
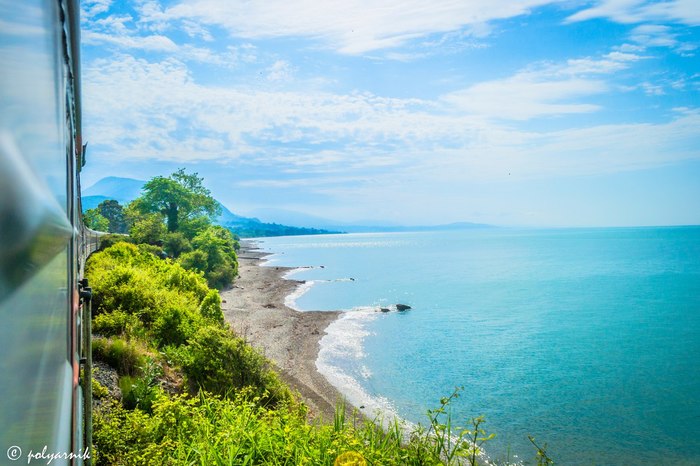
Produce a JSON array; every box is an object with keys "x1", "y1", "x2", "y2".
[
  {"x1": 82, "y1": 195, "x2": 112, "y2": 211},
  {"x1": 248, "y1": 208, "x2": 341, "y2": 228},
  {"x1": 82, "y1": 176, "x2": 145, "y2": 203},
  {"x1": 81, "y1": 176, "x2": 339, "y2": 238},
  {"x1": 249, "y1": 207, "x2": 493, "y2": 233}
]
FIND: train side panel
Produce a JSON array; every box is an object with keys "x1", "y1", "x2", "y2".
[{"x1": 0, "y1": 0, "x2": 84, "y2": 462}]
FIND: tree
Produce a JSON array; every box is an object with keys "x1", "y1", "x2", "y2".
[
  {"x1": 84, "y1": 208, "x2": 109, "y2": 231},
  {"x1": 138, "y1": 169, "x2": 220, "y2": 233},
  {"x1": 130, "y1": 213, "x2": 167, "y2": 245},
  {"x1": 96, "y1": 199, "x2": 128, "y2": 233}
]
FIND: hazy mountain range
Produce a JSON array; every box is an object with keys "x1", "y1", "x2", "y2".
[{"x1": 82, "y1": 177, "x2": 492, "y2": 237}]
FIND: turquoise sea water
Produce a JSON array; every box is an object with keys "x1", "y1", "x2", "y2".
[{"x1": 256, "y1": 227, "x2": 700, "y2": 465}]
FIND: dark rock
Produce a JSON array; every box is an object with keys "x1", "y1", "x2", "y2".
[
  {"x1": 380, "y1": 307, "x2": 390, "y2": 313},
  {"x1": 396, "y1": 304, "x2": 411, "y2": 311}
]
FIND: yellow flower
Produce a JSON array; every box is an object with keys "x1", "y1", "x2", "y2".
[{"x1": 334, "y1": 451, "x2": 367, "y2": 466}]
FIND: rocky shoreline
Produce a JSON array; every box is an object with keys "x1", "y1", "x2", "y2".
[{"x1": 220, "y1": 241, "x2": 344, "y2": 421}]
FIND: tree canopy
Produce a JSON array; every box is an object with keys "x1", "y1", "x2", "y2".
[
  {"x1": 120, "y1": 169, "x2": 238, "y2": 289},
  {"x1": 98, "y1": 199, "x2": 128, "y2": 233},
  {"x1": 139, "y1": 169, "x2": 220, "y2": 233}
]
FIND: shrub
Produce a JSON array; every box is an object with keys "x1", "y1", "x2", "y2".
[
  {"x1": 93, "y1": 310, "x2": 141, "y2": 337},
  {"x1": 180, "y1": 325, "x2": 290, "y2": 405},
  {"x1": 137, "y1": 243, "x2": 165, "y2": 259},
  {"x1": 188, "y1": 226, "x2": 238, "y2": 289},
  {"x1": 163, "y1": 231, "x2": 192, "y2": 258},
  {"x1": 92, "y1": 399, "x2": 159, "y2": 466},
  {"x1": 92, "y1": 337, "x2": 147, "y2": 376},
  {"x1": 159, "y1": 264, "x2": 208, "y2": 301},
  {"x1": 207, "y1": 264, "x2": 237, "y2": 290},
  {"x1": 151, "y1": 304, "x2": 200, "y2": 348},
  {"x1": 87, "y1": 243, "x2": 212, "y2": 347},
  {"x1": 199, "y1": 289, "x2": 223, "y2": 325},
  {"x1": 98, "y1": 234, "x2": 132, "y2": 250},
  {"x1": 92, "y1": 377, "x2": 110, "y2": 399},
  {"x1": 178, "y1": 249, "x2": 208, "y2": 274},
  {"x1": 119, "y1": 360, "x2": 163, "y2": 412}
]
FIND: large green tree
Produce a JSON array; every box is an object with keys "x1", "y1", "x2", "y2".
[
  {"x1": 138, "y1": 169, "x2": 220, "y2": 233},
  {"x1": 96, "y1": 199, "x2": 128, "y2": 233}
]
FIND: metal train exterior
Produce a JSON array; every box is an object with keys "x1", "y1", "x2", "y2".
[{"x1": 1, "y1": 1, "x2": 94, "y2": 464}]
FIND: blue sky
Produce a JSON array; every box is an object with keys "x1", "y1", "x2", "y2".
[{"x1": 80, "y1": 0, "x2": 700, "y2": 227}]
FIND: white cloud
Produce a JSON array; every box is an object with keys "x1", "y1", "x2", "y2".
[
  {"x1": 164, "y1": 0, "x2": 561, "y2": 54},
  {"x1": 83, "y1": 52, "x2": 700, "y2": 186},
  {"x1": 82, "y1": 0, "x2": 113, "y2": 19},
  {"x1": 442, "y1": 76, "x2": 604, "y2": 120},
  {"x1": 628, "y1": 23, "x2": 698, "y2": 54},
  {"x1": 631, "y1": 24, "x2": 678, "y2": 47},
  {"x1": 567, "y1": 0, "x2": 700, "y2": 26},
  {"x1": 439, "y1": 52, "x2": 644, "y2": 120},
  {"x1": 266, "y1": 60, "x2": 295, "y2": 82},
  {"x1": 83, "y1": 30, "x2": 178, "y2": 52},
  {"x1": 181, "y1": 19, "x2": 214, "y2": 41}
]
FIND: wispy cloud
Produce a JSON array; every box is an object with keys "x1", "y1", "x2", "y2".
[
  {"x1": 439, "y1": 52, "x2": 645, "y2": 120},
  {"x1": 83, "y1": 30, "x2": 178, "y2": 52},
  {"x1": 83, "y1": 49, "x2": 700, "y2": 183},
  {"x1": 163, "y1": 0, "x2": 560, "y2": 54},
  {"x1": 629, "y1": 24, "x2": 698, "y2": 54},
  {"x1": 442, "y1": 76, "x2": 604, "y2": 120},
  {"x1": 567, "y1": 0, "x2": 700, "y2": 26},
  {"x1": 82, "y1": 0, "x2": 113, "y2": 19}
]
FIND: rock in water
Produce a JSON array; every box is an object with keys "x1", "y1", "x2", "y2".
[{"x1": 396, "y1": 304, "x2": 412, "y2": 311}]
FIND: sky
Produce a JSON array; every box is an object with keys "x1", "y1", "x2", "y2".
[{"x1": 80, "y1": 0, "x2": 700, "y2": 227}]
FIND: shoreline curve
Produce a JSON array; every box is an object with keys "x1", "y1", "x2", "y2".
[{"x1": 220, "y1": 240, "x2": 345, "y2": 421}]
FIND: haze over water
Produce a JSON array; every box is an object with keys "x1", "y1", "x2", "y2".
[{"x1": 258, "y1": 226, "x2": 700, "y2": 465}]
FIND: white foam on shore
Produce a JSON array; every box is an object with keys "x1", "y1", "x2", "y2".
[
  {"x1": 316, "y1": 307, "x2": 405, "y2": 427},
  {"x1": 284, "y1": 278, "x2": 315, "y2": 311}
]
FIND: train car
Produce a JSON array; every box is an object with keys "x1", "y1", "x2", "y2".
[{"x1": 0, "y1": 1, "x2": 93, "y2": 464}]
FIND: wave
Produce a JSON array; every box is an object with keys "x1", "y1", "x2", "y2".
[
  {"x1": 283, "y1": 278, "x2": 314, "y2": 311},
  {"x1": 316, "y1": 307, "x2": 403, "y2": 425},
  {"x1": 315, "y1": 307, "x2": 498, "y2": 466}
]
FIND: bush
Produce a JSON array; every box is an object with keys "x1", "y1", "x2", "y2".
[
  {"x1": 178, "y1": 249, "x2": 208, "y2": 274},
  {"x1": 119, "y1": 360, "x2": 163, "y2": 412},
  {"x1": 98, "y1": 234, "x2": 132, "y2": 250},
  {"x1": 199, "y1": 289, "x2": 223, "y2": 325},
  {"x1": 92, "y1": 337, "x2": 147, "y2": 376},
  {"x1": 163, "y1": 232, "x2": 192, "y2": 258},
  {"x1": 92, "y1": 377, "x2": 110, "y2": 399},
  {"x1": 93, "y1": 310, "x2": 141, "y2": 337},
  {"x1": 188, "y1": 226, "x2": 238, "y2": 289},
  {"x1": 137, "y1": 243, "x2": 165, "y2": 259},
  {"x1": 207, "y1": 264, "x2": 237, "y2": 290},
  {"x1": 87, "y1": 243, "x2": 212, "y2": 347},
  {"x1": 180, "y1": 325, "x2": 290, "y2": 405},
  {"x1": 151, "y1": 304, "x2": 201, "y2": 347}
]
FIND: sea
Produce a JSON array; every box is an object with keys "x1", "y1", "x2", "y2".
[{"x1": 255, "y1": 227, "x2": 700, "y2": 465}]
